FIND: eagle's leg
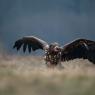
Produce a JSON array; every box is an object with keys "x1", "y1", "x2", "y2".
[
  {"x1": 49, "y1": 53, "x2": 61, "y2": 66},
  {"x1": 55, "y1": 52, "x2": 63, "y2": 68},
  {"x1": 44, "y1": 54, "x2": 55, "y2": 67},
  {"x1": 59, "y1": 52, "x2": 62, "y2": 65},
  {"x1": 43, "y1": 55, "x2": 48, "y2": 65},
  {"x1": 44, "y1": 52, "x2": 51, "y2": 67},
  {"x1": 44, "y1": 51, "x2": 63, "y2": 68}
]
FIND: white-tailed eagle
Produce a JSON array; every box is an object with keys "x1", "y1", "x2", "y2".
[{"x1": 13, "y1": 36, "x2": 95, "y2": 67}]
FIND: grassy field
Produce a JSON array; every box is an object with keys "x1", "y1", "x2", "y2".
[{"x1": 0, "y1": 54, "x2": 95, "y2": 95}]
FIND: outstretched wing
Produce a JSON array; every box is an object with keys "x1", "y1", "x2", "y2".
[
  {"x1": 13, "y1": 36, "x2": 49, "y2": 53},
  {"x1": 61, "y1": 38, "x2": 95, "y2": 64}
]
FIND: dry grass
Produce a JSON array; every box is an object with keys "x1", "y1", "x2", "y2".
[{"x1": 0, "y1": 54, "x2": 95, "y2": 95}]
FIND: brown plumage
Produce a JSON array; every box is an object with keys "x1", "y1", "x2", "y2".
[
  {"x1": 61, "y1": 39, "x2": 95, "y2": 64},
  {"x1": 13, "y1": 36, "x2": 95, "y2": 67}
]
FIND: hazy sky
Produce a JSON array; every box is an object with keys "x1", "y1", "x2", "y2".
[{"x1": 0, "y1": 0, "x2": 95, "y2": 54}]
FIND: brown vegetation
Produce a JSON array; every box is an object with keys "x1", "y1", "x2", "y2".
[{"x1": 0, "y1": 54, "x2": 95, "y2": 95}]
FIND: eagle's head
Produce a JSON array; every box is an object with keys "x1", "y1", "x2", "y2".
[{"x1": 49, "y1": 42, "x2": 62, "y2": 54}]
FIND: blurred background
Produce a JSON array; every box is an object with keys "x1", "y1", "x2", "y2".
[
  {"x1": 0, "y1": 1, "x2": 95, "y2": 95},
  {"x1": 0, "y1": 0, "x2": 95, "y2": 55}
]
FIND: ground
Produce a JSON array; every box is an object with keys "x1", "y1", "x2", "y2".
[{"x1": 0, "y1": 54, "x2": 95, "y2": 95}]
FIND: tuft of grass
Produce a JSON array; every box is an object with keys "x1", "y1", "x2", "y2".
[{"x1": 0, "y1": 55, "x2": 95, "y2": 95}]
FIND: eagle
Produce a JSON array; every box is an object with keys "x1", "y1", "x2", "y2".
[{"x1": 13, "y1": 36, "x2": 95, "y2": 67}]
